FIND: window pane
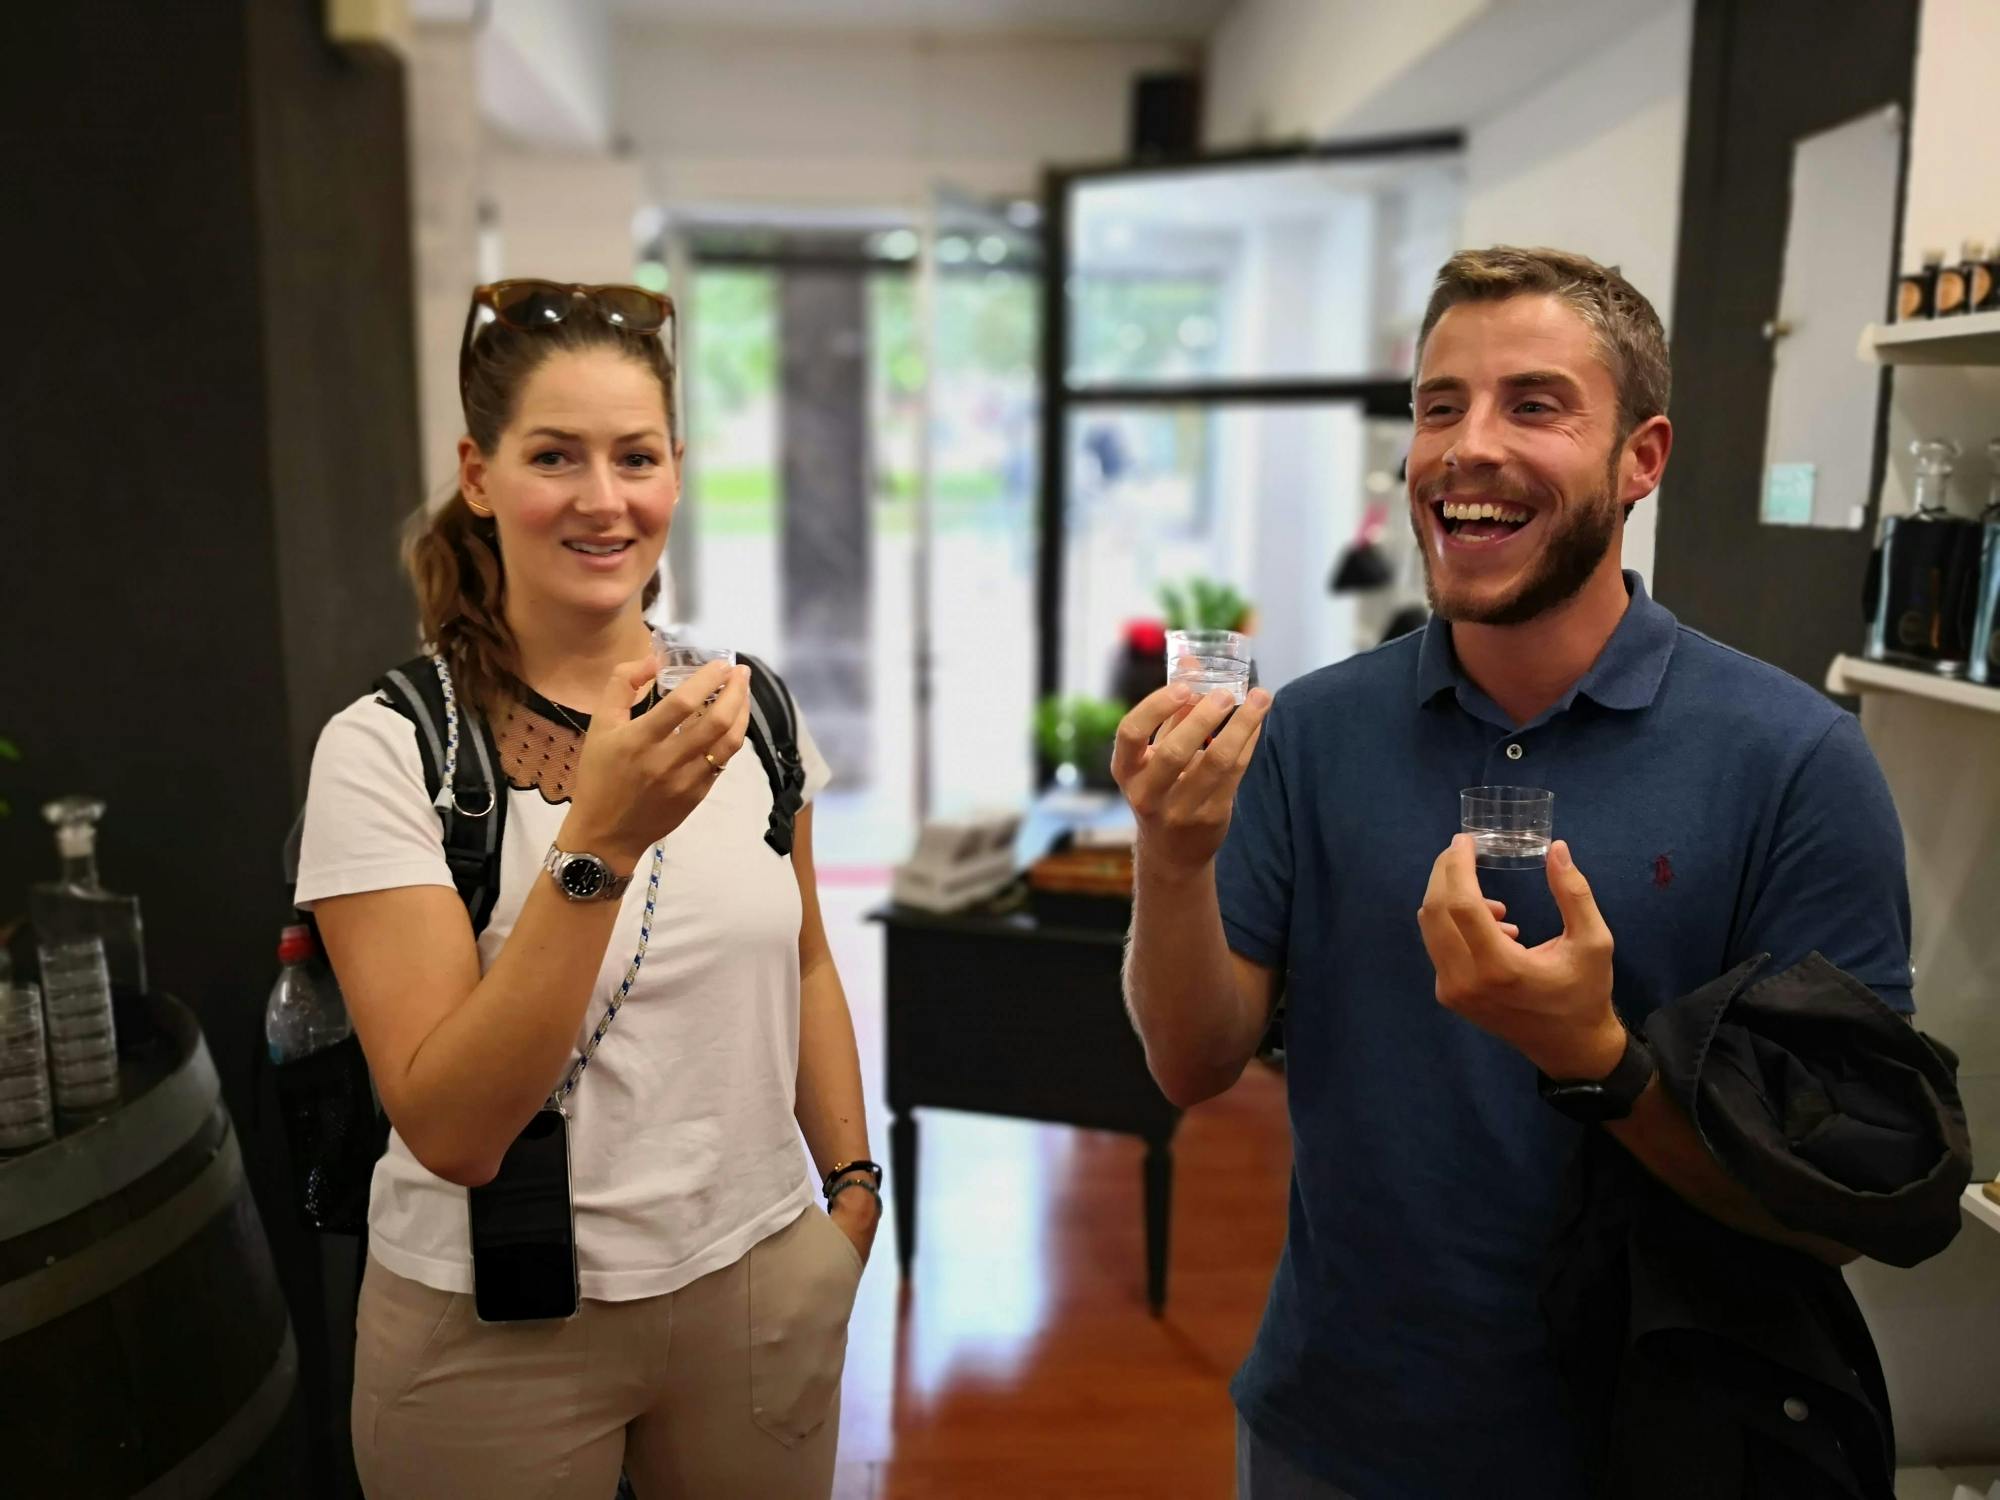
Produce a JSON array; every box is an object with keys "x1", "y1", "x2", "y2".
[
  {"x1": 1061, "y1": 405, "x2": 1418, "y2": 704},
  {"x1": 680, "y1": 267, "x2": 780, "y2": 655},
  {"x1": 1065, "y1": 154, "x2": 1462, "y2": 387},
  {"x1": 928, "y1": 264, "x2": 1040, "y2": 819}
]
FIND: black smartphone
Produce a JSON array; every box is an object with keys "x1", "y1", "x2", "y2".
[{"x1": 467, "y1": 1108, "x2": 579, "y2": 1323}]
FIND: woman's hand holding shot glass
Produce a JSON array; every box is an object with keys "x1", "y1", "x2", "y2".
[{"x1": 562, "y1": 654, "x2": 751, "y2": 871}]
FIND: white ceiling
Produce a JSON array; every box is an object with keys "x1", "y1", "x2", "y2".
[{"x1": 602, "y1": 0, "x2": 1233, "y2": 38}]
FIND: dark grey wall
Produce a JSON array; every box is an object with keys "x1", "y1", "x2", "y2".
[
  {"x1": 1654, "y1": 0, "x2": 1919, "y2": 686},
  {"x1": 250, "y1": 1, "x2": 427, "y2": 784},
  {"x1": 5, "y1": 4, "x2": 421, "y2": 1493}
]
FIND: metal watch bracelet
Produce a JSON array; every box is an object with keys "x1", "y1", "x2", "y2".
[{"x1": 542, "y1": 842, "x2": 635, "y2": 903}]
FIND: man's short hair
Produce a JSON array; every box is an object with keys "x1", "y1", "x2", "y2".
[{"x1": 1415, "y1": 246, "x2": 1671, "y2": 437}]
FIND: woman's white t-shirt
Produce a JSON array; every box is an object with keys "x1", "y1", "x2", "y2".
[{"x1": 293, "y1": 687, "x2": 831, "y2": 1301}]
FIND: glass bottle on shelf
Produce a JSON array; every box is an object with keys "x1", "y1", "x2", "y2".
[
  {"x1": 1911, "y1": 438, "x2": 1958, "y2": 515},
  {"x1": 30, "y1": 797, "x2": 148, "y2": 996},
  {"x1": 1867, "y1": 440, "x2": 1986, "y2": 674}
]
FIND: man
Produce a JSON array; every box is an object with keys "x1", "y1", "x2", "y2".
[{"x1": 1114, "y1": 247, "x2": 1913, "y2": 1499}]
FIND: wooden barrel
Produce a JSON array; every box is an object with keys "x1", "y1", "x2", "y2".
[{"x1": 0, "y1": 994, "x2": 300, "y2": 1497}]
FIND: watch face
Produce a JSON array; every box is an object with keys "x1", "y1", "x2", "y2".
[{"x1": 558, "y1": 855, "x2": 606, "y2": 900}]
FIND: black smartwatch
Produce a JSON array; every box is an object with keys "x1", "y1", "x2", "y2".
[{"x1": 1537, "y1": 1029, "x2": 1657, "y2": 1123}]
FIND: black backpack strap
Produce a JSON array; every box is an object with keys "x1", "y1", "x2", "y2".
[
  {"x1": 736, "y1": 652, "x2": 808, "y2": 856},
  {"x1": 373, "y1": 655, "x2": 506, "y2": 934}
]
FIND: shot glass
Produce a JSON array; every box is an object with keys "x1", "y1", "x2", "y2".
[
  {"x1": 1459, "y1": 786, "x2": 1555, "y2": 870},
  {"x1": 651, "y1": 626, "x2": 737, "y2": 697},
  {"x1": 1166, "y1": 628, "x2": 1252, "y2": 706}
]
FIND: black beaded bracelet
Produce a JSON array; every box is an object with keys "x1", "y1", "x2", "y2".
[
  {"x1": 822, "y1": 1158, "x2": 883, "y2": 1199},
  {"x1": 827, "y1": 1177, "x2": 881, "y2": 1211}
]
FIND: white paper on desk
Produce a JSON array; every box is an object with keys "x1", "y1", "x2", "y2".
[{"x1": 1072, "y1": 824, "x2": 1135, "y2": 850}]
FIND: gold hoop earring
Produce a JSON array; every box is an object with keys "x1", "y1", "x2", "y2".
[{"x1": 464, "y1": 496, "x2": 494, "y2": 518}]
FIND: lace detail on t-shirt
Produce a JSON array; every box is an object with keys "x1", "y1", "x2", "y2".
[{"x1": 496, "y1": 695, "x2": 588, "y2": 805}]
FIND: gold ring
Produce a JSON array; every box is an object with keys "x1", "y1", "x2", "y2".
[{"x1": 704, "y1": 753, "x2": 726, "y2": 775}]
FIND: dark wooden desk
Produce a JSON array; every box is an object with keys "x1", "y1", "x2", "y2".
[{"x1": 870, "y1": 901, "x2": 1182, "y2": 1312}]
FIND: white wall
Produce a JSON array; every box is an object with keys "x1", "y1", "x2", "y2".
[
  {"x1": 1826, "y1": 2, "x2": 2000, "y2": 1471},
  {"x1": 478, "y1": 0, "x2": 614, "y2": 150},
  {"x1": 1203, "y1": 0, "x2": 1693, "y2": 588},
  {"x1": 407, "y1": 22, "x2": 483, "y2": 500},
  {"x1": 485, "y1": 147, "x2": 646, "y2": 285},
  {"x1": 1878, "y1": 0, "x2": 2000, "y2": 530},
  {"x1": 1862, "y1": 0, "x2": 2000, "y2": 1174},
  {"x1": 404, "y1": 21, "x2": 646, "y2": 499},
  {"x1": 613, "y1": 26, "x2": 1194, "y2": 210},
  {"x1": 1458, "y1": 0, "x2": 1694, "y2": 584},
  {"x1": 1205, "y1": 0, "x2": 1482, "y2": 146}
]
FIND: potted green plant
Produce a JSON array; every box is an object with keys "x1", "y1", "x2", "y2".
[
  {"x1": 1033, "y1": 695, "x2": 1125, "y2": 792},
  {"x1": 1158, "y1": 576, "x2": 1255, "y2": 635}
]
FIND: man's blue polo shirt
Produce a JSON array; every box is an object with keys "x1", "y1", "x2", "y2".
[{"x1": 1216, "y1": 574, "x2": 1913, "y2": 1499}]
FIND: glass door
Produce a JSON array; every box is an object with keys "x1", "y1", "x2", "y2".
[
  {"x1": 1040, "y1": 140, "x2": 1464, "y2": 716},
  {"x1": 914, "y1": 188, "x2": 1043, "y2": 824}
]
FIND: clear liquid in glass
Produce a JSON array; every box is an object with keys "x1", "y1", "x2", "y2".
[
  {"x1": 1170, "y1": 658, "x2": 1251, "y2": 705},
  {"x1": 1464, "y1": 827, "x2": 1551, "y2": 870}
]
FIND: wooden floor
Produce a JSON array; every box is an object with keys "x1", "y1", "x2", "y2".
[{"x1": 820, "y1": 882, "x2": 1293, "y2": 1500}]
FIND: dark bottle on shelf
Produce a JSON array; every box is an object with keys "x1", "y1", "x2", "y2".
[
  {"x1": 1896, "y1": 248, "x2": 1945, "y2": 320},
  {"x1": 1866, "y1": 440, "x2": 1986, "y2": 676}
]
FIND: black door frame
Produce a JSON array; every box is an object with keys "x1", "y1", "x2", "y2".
[{"x1": 1033, "y1": 131, "x2": 1464, "y2": 703}]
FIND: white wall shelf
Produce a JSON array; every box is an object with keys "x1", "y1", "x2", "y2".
[
  {"x1": 1826, "y1": 654, "x2": 2000, "y2": 713},
  {"x1": 1860, "y1": 309, "x2": 2000, "y2": 364},
  {"x1": 1966, "y1": 1183, "x2": 2000, "y2": 1239}
]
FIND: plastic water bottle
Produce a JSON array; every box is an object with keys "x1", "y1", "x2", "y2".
[
  {"x1": 267, "y1": 925, "x2": 382, "y2": 1232},
  {"x1": 266, "y1": 924, "x2": 351, "y2": 1064}
]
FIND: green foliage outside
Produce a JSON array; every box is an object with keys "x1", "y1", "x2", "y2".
[
  {"x1": 1032, "y1": 696, "x2": 1125, "y2": 774},
  {"x1": 687, "y1": 263, "x2": 1034, "y2": 539},
  {"x1": 1070, "y1": 277, "x2": 1221, "y2": 383}
]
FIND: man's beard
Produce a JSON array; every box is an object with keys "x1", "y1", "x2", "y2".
[{"x1": 1413, "y1": 458, "x2": 1622, "y2": 627}]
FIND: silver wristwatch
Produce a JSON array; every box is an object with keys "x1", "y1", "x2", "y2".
[{"x1": 543, "y1": 842, "x2": 634, "y2": 903}]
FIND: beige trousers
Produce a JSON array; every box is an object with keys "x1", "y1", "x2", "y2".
[{"x1": 352, "y1": 1204, "x2": 862, "y2": 1499}]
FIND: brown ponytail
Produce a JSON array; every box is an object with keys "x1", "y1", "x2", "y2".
[{"x1": 404, "y1": 294, "x2": 676, "y2": 714}]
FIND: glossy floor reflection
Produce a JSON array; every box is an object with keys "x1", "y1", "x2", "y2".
[{"x1": 820, "y1": 880, "x2": 1292, "y2": 1500}]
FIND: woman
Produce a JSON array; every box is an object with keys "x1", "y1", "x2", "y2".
[{"x1": 294, "y1": 280, "x2": 878, "y2": 1498}]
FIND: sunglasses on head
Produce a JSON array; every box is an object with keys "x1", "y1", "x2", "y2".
[{"x1": 458, "y1": 279, "x2": 677, "y2": 396}]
